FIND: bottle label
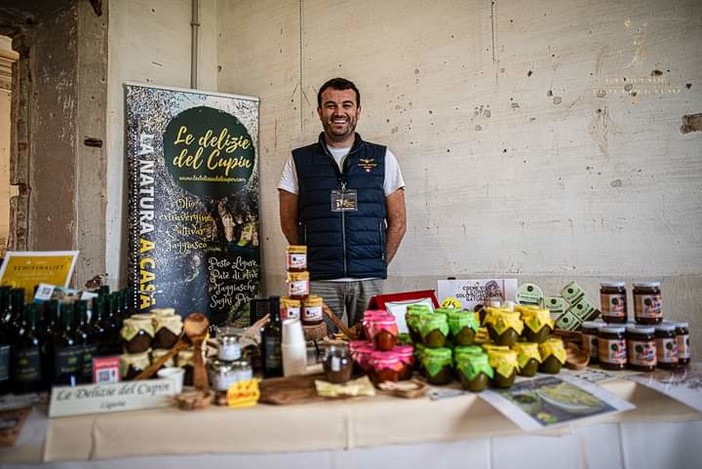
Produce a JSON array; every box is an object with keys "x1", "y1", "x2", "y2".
[
  {"x1": 13, "y1": 347, "x2": 42, "y2": 383},
  {"x1": 598, "y1": 338, "x2": 626, "y2": 365},
  {"x1": 656, "y1": 337, "x2": 678, "y2": 363},
  {"x1": 600, "y1": 293, "x2": 626, "y2": 317},
  {"x1": 0, "y1": 344, "x2": 10, "y2": 382},
  {"x1": 582, "y1": 333, "x2": 598, "y2": 359},
  {"x1": 634, "y1": 293, "x2": 662, "y2": 319},
  {"x1": 54, "y1": 346, "x2": 83, "y2": 383},
  {"x1": 82, "y1": 344, "x2": 98, "y2": 382},
  {"x1": 627, "y1": 339, "x2": 656, "y2": 367},
  {"x1": 263, "y1": 336, "x2": 282, "y2": 368},
  {"x1": 677, "y1": 333, "x2": 691, "y2": 359}
]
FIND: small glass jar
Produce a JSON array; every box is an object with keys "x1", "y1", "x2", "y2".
[
  {"x1": 454, "y1": 345, "x2": 485, "y2": 363},
  {"x1": 512, "y1": 342, "x2": 541, "y2": 377},
  {"x1": 673, "y1": 321, "x2": 691, "y2": 366},
  {"x1": 350, "y1": 342, "x2": 375, "y2": 375},
  {"x1": 484, "y1": 309, "x2": 523, "y2": 346},
  {"x1": 392, "y1": 344, "x2": 415, "y2": 380},
  {"x1": 151, "y1": 348, "x2": 175, "y2": 369},
  {"x1": 633, "y1": 282, "x2": 662, "y2": 325},
  {"x1": 369, "y1": 352, "x2": 403, "y2": 385},
  {"x1": 152, "y1": 314, "x2": 183, "y2": 350},
  {"x1": 486, "y1": 348, "x2": 518, "y2": 388},
  {"x1": 208, "y1": 358, "x2": 253, "y2": 392},
  {"x1": 120, "y1": 351, "x2": 151, "y2": 381},
  {"x1": 286, "y1": 245, "x2": 307, "y2": 271},
  {"x1": 600, "y1": 282, "x2": 628, "y2": 323},
  {"x1": 121, "y1": 317, "x2": 155, "y2": 354},
  {"x1": 287, "y1": 271, "x2": 310, "y2": 299},
  {"x1": 520, "y1": 308, "x2": 553, "y2": 344},
  {"x1": 420, "y1": 347, "x2": 453, "y2": 385},
  {"x1": 538, "y1": 338, "x2": 566, "y2": 374},
  {"x1": 581, "y1": 321, "x2": 602, "y2": 364},
  {"x1": 419, "y1": 314, "x2": 449, "y2": 348},
  {"x1": 280, "y1": 297, "x2": 301, "y2": 321},
  {"x1": 405, "y1": 305, "x2": 432, "y2": 343},
  {"x1": 368, "y1": 317, "x2": 398, "y2": 351},
  {"x1": 598, "y1": 325, "x2": 627, "y2": 370},
  {"x1": 625, "y1": 325, "x2": 656, "y2": 371},
  {"x1": 455, "y1": 352, "x2": 493, "y2": 392},
  {"x1": 323, "y1": 344, "x2": 353, "y2": 384},
  {"x1": 446, "y1": 310, "x2": 480, "y2": 346},
  {"x1": 655, "y1": 323, "x2": 678, "y2": 369},
  {"x1": 218, "y1": 332, "x2": 242, "y2": 361},
  {"x1": 301, "y1": 295, "x2": 323, "y2": 326}
]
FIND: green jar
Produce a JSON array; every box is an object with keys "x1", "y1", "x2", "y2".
[
  {"x1": 454, "y1": 345, "x2": 485, "y2": 362},
  {"x1": 446, "y1": 310, "x2": 480, "y2": 346},
  {"x1": 455, "y1": 353, "x2": 493, "y2": 392},
  {"x1": 512, "y1": 342, "x2": 542, "y2": 377},
  {"x1": 419, "y1": 314, "x2": 449, "y2": 348},
  {"x1": 406, "y1": 305, "x2": 433, "y2": 344},
  {"x1": 420, "y1": 347, "x2": 453, "y2": 385}
]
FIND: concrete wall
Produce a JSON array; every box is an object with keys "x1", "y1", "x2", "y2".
[{"x1": 106, "y1": 0, "x2": 701, "y2": 344}]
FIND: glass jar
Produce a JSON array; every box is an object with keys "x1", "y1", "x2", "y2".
[
  {"x1": 673, "y1": 322, "x2": 691, "y2": 366},
  {"x1": 392, "y1": 344, "x2": 415, "y2": 380},
  {"x1": 486, "y1": 348, "x2": 518, "y2": 388},
  {"x1": 454, "y1": 345, "x2": 485, "y2": 363},
  {"x1": 369, "y1": 352, "x2": 403, "y2": 385},
  {"x1": 512, "y1": 342, "x2": 541, "y2": 377},
  {"x1": 484, "y1": 308, "x2": 523, "y2": 346},
  {"x1": 581, "y1": 321, "x2": 602, "y2": 364},
  {"x1": 633, "y1": 282, "x2": 662, "y2": 325},
  {"x1": 120, "y1": 351, "x2": 151, "y2": 381},
  {"x1": 151, "y1": 348, "x2": 175, "y2": 369},
  {"x1": 152, "y1": 314, "x2": 183, "y2": 350},
  {"x1": 323, "y1": 344, "x2": 353, "y2": 384},
  {"x1": 287, "y1": 271, "x2": 310, "y2": 299},
  {"x1": 600, "y1": 282, "x2": 627, "y2": 323},
  {"x1": 655, "y1": 323, "x2": 678, "y2": 369},
  {"x1": 626, "y1": 325, "x2": 656, "y2": 372},
  {"x1": 420, "y1": 347, "x2": 453, "y2": 385},
  {"x1": 598, "y1": 325, "x2": 627, "y2": 370},
  {"x1": 538, "y1": 338, "x2": 566, "y2": 374},
  {"x1": 121, "y1": 317, "x2": 154, "y2": 354},
  {"x1": 208, "y1": 358, "x2": 253, "y2": 392},
  {"x1": 280, "y1": 297, "x2": 301, "y2": 321},
  {"x1": 405, "y1": 305, "x2": 432, "y2": 344},
  {"x1": 218, "y1": 332, "x2": 242, "y2": 361},
  {"x1": 286, "y1": 245, "x2": 307, "y2": 271},
  {"x1": 520, "y1": 308, "x2": 553, "y2": 343},
  {"x1": 350, "y1": 342, "x2": 375, "y2": 375},
  {"x1": 455, "y1": 352, "x2": 493, "y2": 392},
  {"x1": 419, "y1": 314, "x2": 449, "y2": 348},
  {"x1": 446, "y1": 310, "x2": 480, "y2": 346},
  {"x1": 301, "y1": 295, "x2": 323, "y2": 326},
  {"x1": 368, "y1": 317, "x2": 398, "y2": 351}
]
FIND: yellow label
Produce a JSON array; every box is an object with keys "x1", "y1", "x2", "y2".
[
  {"x1": 0, "y1": 251, "x2": 78, "y2": 302},
  {"x1": 440, "y1": 297, "x2": 463, "y2": 309},
  {"x1": 226, "y1": 378, "x2": 260, "y2": 408}
]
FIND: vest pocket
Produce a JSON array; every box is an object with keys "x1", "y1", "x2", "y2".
[{"x1": 379, "y1": 220, "x2": 387, "y2": 261}]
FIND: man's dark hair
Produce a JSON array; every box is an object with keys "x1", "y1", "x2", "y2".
[{"x1": 317, "y1": 77, "x2": 361, "y2": 108}]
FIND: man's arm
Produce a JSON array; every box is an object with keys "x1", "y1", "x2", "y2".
[
  {"x1": 385, "y1": 188, "x2": 406, "y2": 264},
  {"x1": 279, "y1": 189, "x2": 299, "y2": 245}
]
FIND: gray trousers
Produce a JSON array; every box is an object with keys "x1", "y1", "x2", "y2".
[{"x1": 310, "y1": 279, "x2": 384, "y2": 333}]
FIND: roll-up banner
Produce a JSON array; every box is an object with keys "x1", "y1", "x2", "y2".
[{"x1": 125, "y1": 83, "x2": 262, "y2": 327}]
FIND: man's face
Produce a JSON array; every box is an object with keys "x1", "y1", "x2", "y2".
[{"x1": 317, "y1": 87, "x2": 361, "y2": 145}]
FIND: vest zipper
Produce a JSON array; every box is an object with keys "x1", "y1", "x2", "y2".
[{"x1": 341, "y1": 181, "x2": 348, "y2": 276}]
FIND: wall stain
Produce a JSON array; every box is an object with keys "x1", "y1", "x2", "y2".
[
  {"x1": 680, "y1": 113, "x2": 702, "y2": 134},
  {"x1": 588, "y1": 106, "x2": 620, "y2": 157}
]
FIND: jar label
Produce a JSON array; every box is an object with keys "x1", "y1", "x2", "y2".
[
  {"x1": 656, "y1": 337, "x2": 678, "y2": 363},
  {"x1": 288, "y1": 279, "x2": 309, "y2": 297},
  {"x1": 601, "y1": 293, "x2": 626, "y2": 316},
  {"x1": 598, "y1": 338, "x2": 626, "y2": 365},
  {"x1": 677, "y1": 334, "x2": 691, "y2": 359},
  {"x1": 627, "y1": 339, "x2": 657, "y2": 367},
  {"x1": 282, "y1": 305, "x2": 300, "y2": 321},
  {"x1": 582, "y1": 333, "x2": 598, "y2": 359},
  {"x1": 634, "y1": 293, "x2": 662, "y2": 319},
  {"x1": 303, "y1": 305, "x2": 323, "y2": 322},
  {"x1": 286, "y1": 253, "x2": 307, "y2": 270}
]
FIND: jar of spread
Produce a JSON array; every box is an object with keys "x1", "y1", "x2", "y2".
[
  {"x1": 581, "y1": 321, "x2": 602, "y2": 364},
  {"x1": 600, "y1": 282, "x2": 628, "y2": 323},
  {"x1": 287, "y1": 271, "x2": 310, "y2": 298},
  {"x1": 538, "y1": 338, "x2": 566, "y2": 374},
  {"x1": 286, "y1": 245, "x2": 307, "y2": 271},
  {"x1": 218, "y1": 331, "x2": 242, "y2": 361},
  {"x1": 405, "y1": 305, "x2": 432, "y2": 343},
  {"x1": 369, "y1": 352, "x2": 403, "y2": 385},
  {"x1": 420, "y1": 347, "x2": 453, "y2": 385},
  {"x1": 625, "y1": 325, "x2": 656, "y2": 371},
  {"x1": 633, "y1": 282, "x2": 662, "y2": 324},
  {"x1": 392, "y1": 345, "x2": 415, "y2": 380},
  {"x1": 151, "y1": 348, "x2": 175, "y2": 369},
  {"x1": 280, "y1": 297, "x2": 301, "y2": 321},
  {"x1": 454, "y1": 345, "x2": 485, "y2": 363},
  {"x1": 673, "y1": 321, "x2": 691, "y2": 366},
  {"x1": 520, "y1": 308, "x2": 553, "y2": 344},
  {"x1": 484, "y1": 308, "x2": 524, "y2": 346},
  {"x1": 301, "y1": 295, "x2": 323, "y2": 325},
  {"x1": 208, "y1": 358, "x2": 253, "y2": 392},
  {"x1": 176, "y1": 349, "x2": 195, "y2": 386},
  {"x1": 455, "y1": 352, "x2": 493, "y2": 392},
  {"x1": 121, "y1": 317, "x2": 154, "y2": 354},
  {"x1": 120, "y1": 351, "x2": 151, "y2": 380},
  {"x1": 419, "y1": 314, "x2": 449, "y2": 348},
  {"x1": 486, "y1": 348, "x2": 518, "y2": 388},
  {"x1": 153, "y1": 314, "x2": 183, "y2": 350},
  {"x1": 350, "y1": 342, "x2": 376, "y2": 375},
  {"x1": 446, "y1": 310, "x2": 480, "y2": 346},
  {"x1": 654, "y1": 323, "x2": 678, "y2": 369},
  {"x1": 323, "y1": 344, "x2": 353, "y2": 384},
  {"x1": 598, "y1": 325, "x2": 627, "y2": 370},
  {"x1": 512, "y1": 342, "x2": 541, "y2": 377},
  {"x1": 413, "y1": 343, "x2": 426, "y2": 373},
  {"x1": 368, "y1": 317, "x2": 398, "y2": 351}
]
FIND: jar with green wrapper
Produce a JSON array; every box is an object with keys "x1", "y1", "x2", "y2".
[
  {"x1": 420, "y1": 314, "x2": 449, "y2": 348},
  {"x1": 446, "y1": 310, "x2": 480, "y2": 346},
  {"x1": 420, "y1": 347, "x2": 453, "y2": 385},
  {"x1": 455, "y1": 352, "x2": 493, "y2": 392}
]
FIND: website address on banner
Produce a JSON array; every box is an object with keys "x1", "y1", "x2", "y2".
[{"x1": 179, "y1": 175, "x2": 246, "y2": 182}]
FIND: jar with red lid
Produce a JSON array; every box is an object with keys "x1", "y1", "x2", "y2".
[
  {"x1": 600, "y1": 282, "x2": 627, "y2": 323},
  {"x1": 626, "y1": 325, "x2": 656, "y2": 372},
  {"x1": 673, "y1": 322, "x2": 691, "y2": 366},
  {"x1": 581, "y1": 321, "x2": 602, "y2": 364},
  {"x1": 368, "y1": 317, "x2": 398, "y2": 351},
  {"x1": 633, "y1": 282, "x2": 662, "y2": 325},
  {"x1": 655, "y1": 323, "x2": 678, "y2": 369},
  {"x1": 368, "y1": 352, "x2": 403, "y2": 385},
  {"x1": 598, "y1": 325, "x2": 627, "y2": 370},
  {"x1": 392, "y1": 345, "x2": 415, "y2": 380}
]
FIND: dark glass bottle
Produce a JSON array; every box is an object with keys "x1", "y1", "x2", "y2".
[
  {"x1": 11, "y1": 303, "x2": 44, "y2": 394},
  {"x1": 52, "y1": 302, "x2": 84, "y2": 386},
  {"x1": 0, "y1": 287, "x2": 12, "y2": 394},
  {"x1": 261, "y1": 296, "x2": 283, "y2": 378},
  {"x1": 7, "y1": 288, "x2": 25, "y2": 333},
  {"x1": 102, "y1": 295, "x2": 122, "y2": 354},
  {"x1": 40, "y1": 300, "x2": 61, "y2": 390},
  {"x1": 90, "y1": 296, "x2": 112, "y2": 356},
  {"x1": 75, "y1": 300, "x2": 97, "y2": 384}
]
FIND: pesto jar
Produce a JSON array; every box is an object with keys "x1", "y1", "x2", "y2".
[
  {"x1": 454, "y1": 345, "x2": 485, "y2": 363},
  {"x1": 538, "y1": 338, "x2": 566, "y2": 374},
  {"x1": 420, "y1": 347, "x2": 453, "y2": 385},
  {"x1": 405, "y1": 305, "x2": 433, "y2": 344},
  {"x1": 419, "y1": 314, "x2": 449, "y2": 348},
  {"x1": 484, "y1": 308, "x2": 524, "y2": 346},
  {"x1": 446, "y1": 310, "x2": 480, "y2": 346},
  {"x1": 486, "y1": 348, "x2": 518, "y2": 389},
  {"x1": 455, "y1": 352, "x2": 493, "y2": 392},
  {"x1": 512, "y1": 342, "x2": 541, "y2": 377},
  {"x1": 520, "y1": 308, "x2": 553, "y2": 344}
]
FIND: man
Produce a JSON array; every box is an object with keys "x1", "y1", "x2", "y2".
[{"x1": 278, "y1": 77, "x2": 407, "y2": 331}]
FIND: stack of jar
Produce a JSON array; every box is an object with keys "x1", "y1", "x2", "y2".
[
  {"x1": 119, "y1": 308, "x2": 185, "y2": 381},
  {"x1": 207, "y1": 327, "x2": 253, "y2": 394},
  {"x1": 284, "y1": 245, "x2": 324, "y2": 326},
  {"x1": 348, "y1": 310, "x2": 413, "y2": 386},
  {"x1": 580, "y1": 281, "x2": 691, "y2": 371}
]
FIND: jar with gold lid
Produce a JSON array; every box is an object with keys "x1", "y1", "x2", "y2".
[
  {"x1": 151, "y1": 348, "x2": 175, "y2": 369},
  {"x1": 120, "y1": 351, "x2": 151, "y2": 380},
  {"x1": 153, "y1": 314, "x2": 183, "y2": 350},
  {"x1": 121, "y1": 317, "x2": 154, "y2": 354}
]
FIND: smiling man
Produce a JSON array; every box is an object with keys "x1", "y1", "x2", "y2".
[{"x1": 278, "y1": 77, "x2": 407, "y2": 332}]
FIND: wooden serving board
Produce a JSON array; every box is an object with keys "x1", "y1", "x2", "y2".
[{"x1": 258, "y1": 373, "x2": 327, "y2": 405}]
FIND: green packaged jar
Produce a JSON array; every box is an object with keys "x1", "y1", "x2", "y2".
[
  {"x1": 512, "y1": 342, "x2": 541, "y2": 377},
  {"x1": 419, "y1": 314, "x2": 449, "y2": 348},
  {"x1": 454, "y1": 345, "x2": 485, "y2": 363},
  {"x1": 455, "y1": 353, "x2": 493, "y2": 392},
  {"x1": 420, "y1": 347, "x2": 453, "y2": 385},
  {"x1": 486, "y1": 348, "x2": 519, "y2": 388},
  {"x1": 446, "y1": 310, "x2": 480, "y2": 346},
  {"x1": 538, "y1": 338, "x2": 566, "y2": 374},
  {"x1": 405, "y1": 305, "x2": 433, "y2": 344}
]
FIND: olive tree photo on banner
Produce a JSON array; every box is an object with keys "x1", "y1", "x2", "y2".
[{"x1": 125, "y1": 83, "x2": 262, "y2": 327}]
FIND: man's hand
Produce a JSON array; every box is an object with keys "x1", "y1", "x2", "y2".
[{"x1": 279, "y1": 189, "x2": 299, "y2": 245}]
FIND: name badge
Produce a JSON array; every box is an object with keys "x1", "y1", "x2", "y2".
[{"x1": 331, "y1": 190, "x2": 358, "y2": 212}]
